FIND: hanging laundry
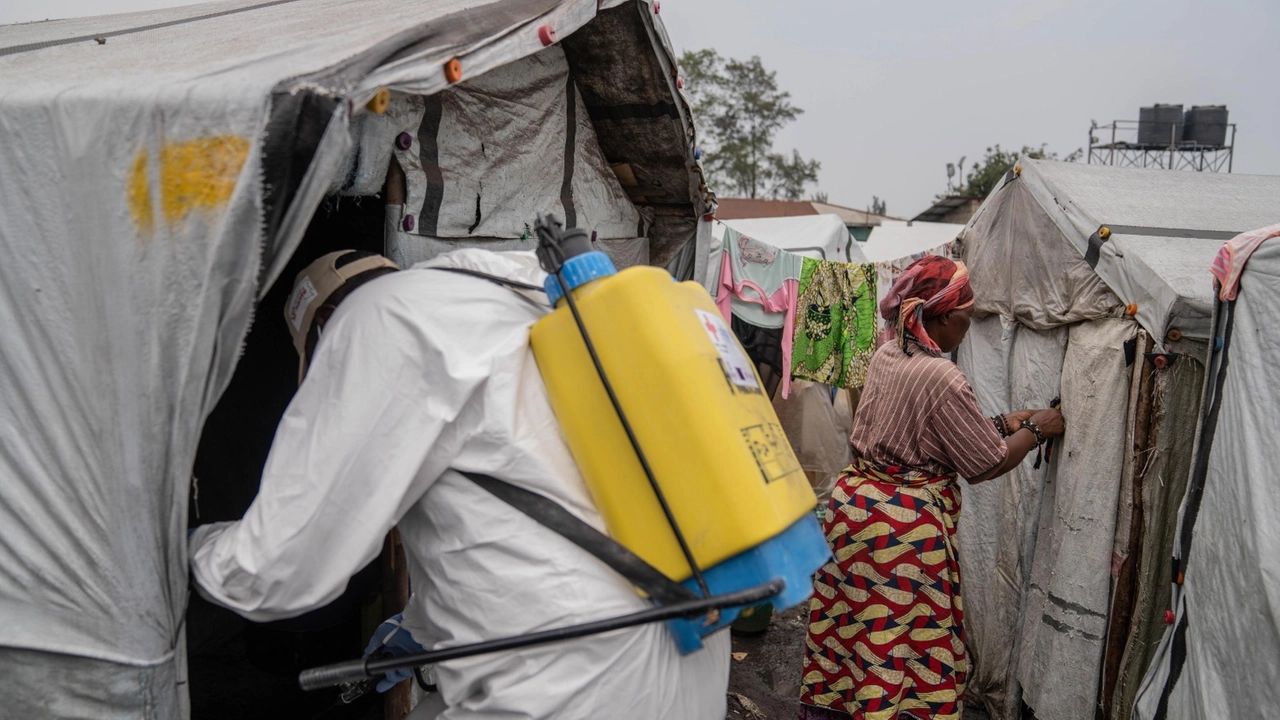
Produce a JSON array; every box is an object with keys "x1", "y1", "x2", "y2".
[
  {"x1": 1210, "y1": 222, "x2": 1280, "y2": 301},
  {"x1": 790, "y1": 258, "x2": 877, "y2": 389},
  {"x1": 714, "y1": 228, "x2": 803, "y2": 397},
  {"x1": 730, "y1": 315, "x2": 785, "y2": 399}
]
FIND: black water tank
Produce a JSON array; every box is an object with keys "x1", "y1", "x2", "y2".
[
  {"x1": 1138, "y1": 104, "x2": 1183, "y2": 146},
  {"x1": 1183, "y1": 106, "x2": 1229, "y2": 147}
]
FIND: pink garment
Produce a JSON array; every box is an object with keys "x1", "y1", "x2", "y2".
[
  {"x1": 715, "y1": 249, "x2": 800, "y2": 397},
  {"x1": 1211, "y1": 223, "x2": 1280, "y2": 301}
]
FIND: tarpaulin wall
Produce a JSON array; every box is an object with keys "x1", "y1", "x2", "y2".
[
  {"x1": 953, "y1": 159, "x2": 1234, "y2": 720},
  {"x1": 372, "y1": 47, "x2": 648, "y2": 269},
  {"x1": 0, "y1": 0, "x2": 706, "y2": 714},
  {"x1": 1134, "y1": 240, "x2": 1280, "y2": 719},
  {"x1": 958, "y1": 317, "x2": 1138, "y2": 720},
  {"x1": 957, "y1": 316, "x2": 1068, "y2": 718},
  {"x1": 959, "y1": 315, "x2": 1206, "y2": 720},
  {"x1": 1109, "y1": 346, "x2": 1203, "y2": 719}
]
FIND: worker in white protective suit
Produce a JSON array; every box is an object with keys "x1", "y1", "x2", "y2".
[{"x1": 188, "y1": 247, "x2": 731, "y2": 719}]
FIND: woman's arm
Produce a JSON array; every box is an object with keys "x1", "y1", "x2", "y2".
[{"x1": 970, "y1": 408, "x2": 1065, "y2": 484}]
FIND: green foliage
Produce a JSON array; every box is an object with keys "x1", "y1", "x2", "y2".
[
  {"x1": 950, "y1": 144, "x2": 1082, "y2": 199},
  {"x1": 680, "y1": 49, "x2": 820, "y2": 200}
]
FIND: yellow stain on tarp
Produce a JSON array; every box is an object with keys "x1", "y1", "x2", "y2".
[
  {"x1": 128, "y1": 136, "x2": 250, "y2": 235},
  {"x1": 127, "y1": 150, "x2": 154, "y2": 234}
]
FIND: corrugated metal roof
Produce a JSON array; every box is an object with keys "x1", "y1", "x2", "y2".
[{"x1": 912, "y1": 195, "x2": 981, "y2": 223}]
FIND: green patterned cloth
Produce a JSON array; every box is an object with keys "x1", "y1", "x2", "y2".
[{"x1": 790, "y1": 258, "x2": 877, "y2": 389}]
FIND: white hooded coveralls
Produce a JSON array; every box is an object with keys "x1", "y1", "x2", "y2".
[{"x1": 189, "y1": 249, "x2": 730, "y2": 719}]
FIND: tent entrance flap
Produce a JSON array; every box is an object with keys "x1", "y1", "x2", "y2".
[{"x1": 187, "y1": 196, "x2": 388, "y2": 718}]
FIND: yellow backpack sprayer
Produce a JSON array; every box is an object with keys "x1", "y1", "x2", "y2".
[{"x1": 299, "y1": 215, "x2": 830, "y2": 692}]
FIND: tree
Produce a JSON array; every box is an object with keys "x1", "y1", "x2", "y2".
[
  {"x1": 947, "y1": 144, "x2": 1082, "y2": 199},
  {"x1": 766, "y1": 149, "x2": 821, "y2": 202},
  {"x1": 680, "y1": 49, "x2": 820, "y2": 200}
]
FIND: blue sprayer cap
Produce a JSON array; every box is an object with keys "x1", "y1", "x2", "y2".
[{"x1": 544, "y1": 251, "x2": 616, "y2": 305}]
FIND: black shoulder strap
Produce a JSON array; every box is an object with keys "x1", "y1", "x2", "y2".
[
  {"x1": 437, "y1": 268, "x2": 695, "y2": 605},
  {"x1": 456, "y1": 470, "x2": 698, "y2": 606}
]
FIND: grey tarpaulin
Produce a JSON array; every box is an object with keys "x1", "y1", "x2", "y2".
[
  {"x1": 961, "y1": 159, "x2": 1280, "y2": 342},
  {"x1": 1133, "y1": 237, "x2": 1280, "y2": 719},
  {"x1": 954, "y1": 159, "x2": 1279, "y2": 720},
  {"x1": 383, "y1": 46, "x2": 642, "y2": 242},
  {"x1": 1013, "y1": 319, "x2": 1136, "y2": 715},
  {"x1": 0, "y1": 0, "x2": 708, "y2": 714},
  {"x1": 957, "y1": 316, "x2": 1068, "y2": 718}
]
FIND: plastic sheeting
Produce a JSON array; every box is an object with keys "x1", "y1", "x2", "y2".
[
  {"x1": 1110, "y1": 347, "x2": 1203, "y2": 719},
  {"x1": 958, "y1": 317, "x2": 1143, "y2": 720},
  {"x1": 956, "y1": 158, "x2": 1280, "y2": 720},
  {"x1": 957, "y1": 316, "x2": 1069, "y2": 718},
  {"x1": 961, "y1": 159, "x2": 1280, "y2": 342},
  {"x1": 383, "y1": 46, "x2": 642, "y2": 241},
  {"x1": 0, "y1": 0, "x2": 696, "y2": 714},
  {"x1": 385, "y1": 205, "x2": 649, "y2": 270},
  {"x1": 1134, "y1": 239, "x2": 1280, "y2": 719},
  {"x1": 1015, "y1": 319, "x2": 1136, "y2": 719},
  {"x1": 963, "y1": 178, "x2": 1121, "y2": 330},
  {"x1": 857, "y1": 220, "x2": 960, "y2": 264},
  {"x1": 771, "y1": 380, "x2": 852, "y2": 504}
]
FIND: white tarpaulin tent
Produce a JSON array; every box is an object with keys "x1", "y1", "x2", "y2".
[
  {"x1": 713, "y1": 214, "x2": 867, "y2": 263},
  {"x1": 0, "y1": 0, "x2": 708, "y2": 714},
  {"x1": 857, "y1": 219, "x2": 960, "y2": 263},
  {"x1": 1134, "y1": 231, "x2": 1280, "y2": 720},
  {"x1": 857, "y1": 218, "x2": 960, "y2": 308},
  {"x1": 953, "y1": 159, "x2": 1280, "y2": 720}
]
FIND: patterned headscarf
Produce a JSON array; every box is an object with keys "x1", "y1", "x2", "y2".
[{"x1": 879, "y1": 256, "x2": 974, "y2": 355}]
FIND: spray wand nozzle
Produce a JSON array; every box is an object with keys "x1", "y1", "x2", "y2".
[{"x1": 534, "y1": 213, "x2": 593, "y2": 276}]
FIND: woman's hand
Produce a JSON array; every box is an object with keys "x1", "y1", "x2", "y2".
[
  {"x1": 1003, "y1": 410, "x2": 1035, "y2": 431},
  {"x1": 1030, "y1": 408, "x2": 1065, "y2": 439}
]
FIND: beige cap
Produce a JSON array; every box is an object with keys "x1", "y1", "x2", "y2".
[{"x1": 284, "y1": 250, "x2": 399, "y2": 381}]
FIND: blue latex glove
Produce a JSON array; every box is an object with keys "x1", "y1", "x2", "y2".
[{"x1": 363, "y1": 613, "x2": 427, "y2": 693}]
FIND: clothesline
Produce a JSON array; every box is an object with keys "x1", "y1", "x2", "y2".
[{"x1": 710, "y1": 228, "x2": 877, "y2": 398}]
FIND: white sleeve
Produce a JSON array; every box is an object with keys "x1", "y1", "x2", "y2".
[{"x1": 189, "y1": 290, "x2": 477, "y2": 622}]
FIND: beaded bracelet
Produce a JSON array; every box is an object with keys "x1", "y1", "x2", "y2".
[
  {"x1": 1019, "y1": 419, "x2": 1046, "y2": 446},
  {"x1": 992, "y1": 415, "x2": 1009, "y2": 438}
]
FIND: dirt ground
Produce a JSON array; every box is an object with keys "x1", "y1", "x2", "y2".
[{"x1": 724, "y1": 605, "x2": 992, "y2": 720}]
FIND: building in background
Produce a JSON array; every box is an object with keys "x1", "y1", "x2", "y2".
[
  {"x1": 911, "y1": 194, "x2": 983, "y2": 225},
  {"x1": 716, "y1": 198, "x2": 895, "y2": 241}
]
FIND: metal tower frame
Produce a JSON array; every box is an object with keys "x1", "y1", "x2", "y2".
[{"x1": 1088, "y1": 120, "x2": 1236, "y2": 172}]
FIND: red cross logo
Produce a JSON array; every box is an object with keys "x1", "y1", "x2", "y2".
[{"x1": 703, "y1": 315, "x2": 720, "y2": 341}]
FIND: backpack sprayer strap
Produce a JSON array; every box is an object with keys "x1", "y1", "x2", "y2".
[
  {"x1": 458, "y1": 470, "x2": 698, "y2": 606},
  {"x1": 427, "y1": 266, "x2": 544, "y2": 292}
]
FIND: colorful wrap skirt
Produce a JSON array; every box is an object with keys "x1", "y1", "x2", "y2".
[{"x1": 798, "y1": 459, "x2": 966, "y2": 720}]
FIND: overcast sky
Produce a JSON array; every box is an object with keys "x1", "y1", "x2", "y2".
[{"x1": 2, "y1": 0, "x2": 1276, "y2": 217}]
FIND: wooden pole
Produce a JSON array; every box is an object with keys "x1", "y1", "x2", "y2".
[{"x1": 381, "y1": 529, "x2": 413, "y2": 720}]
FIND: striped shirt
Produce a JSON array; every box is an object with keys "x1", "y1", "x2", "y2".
[{"x1": 850, "y1": 339, "x2": 1007, "y2": 479}]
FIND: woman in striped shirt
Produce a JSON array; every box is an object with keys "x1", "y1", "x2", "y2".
[{"x1": 799, "y1": 256, "x2": 1064, "y2": 720}]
